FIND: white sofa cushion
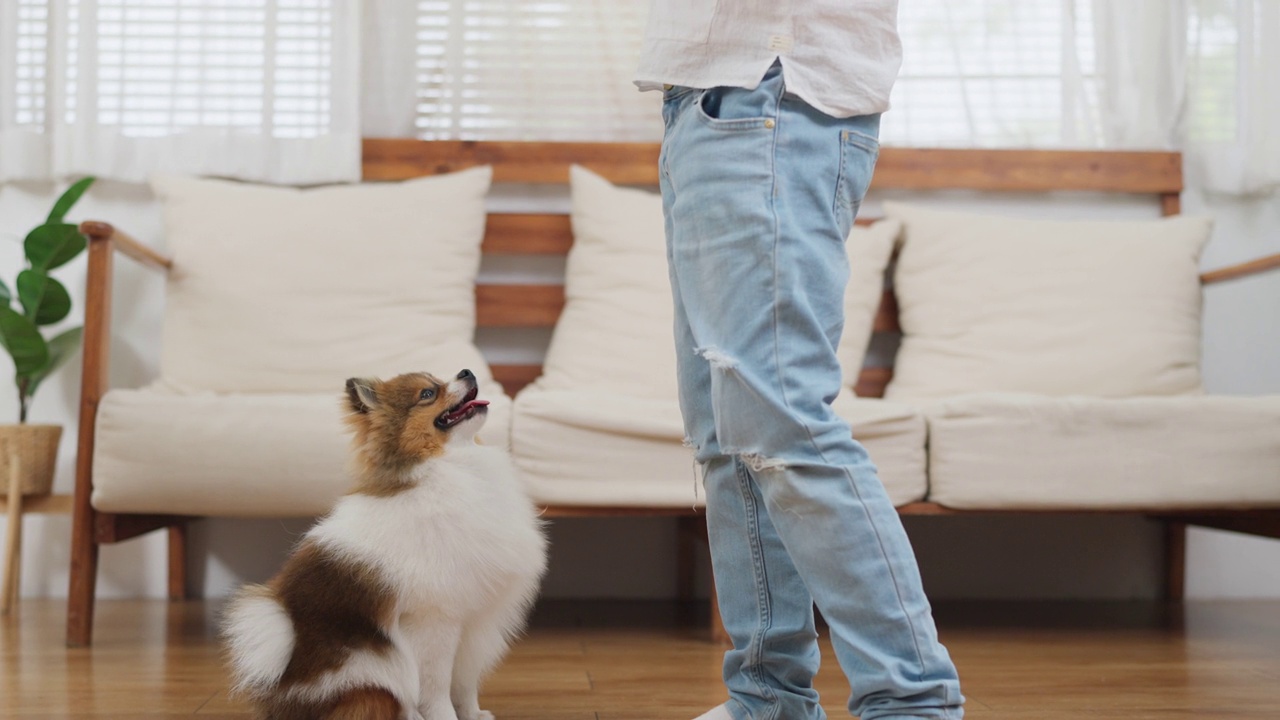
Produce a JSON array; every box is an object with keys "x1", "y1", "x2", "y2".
[
  {"x1": 925, "y1": 393, "x2": 1280, "y2": 510},
  {"x1": 92, "y1": 387, "x2": 512, "y2": 517},
  {"x1": 883, "y1": 202, "x2": 1212, "y2": 400},
  {"x1": 536, "y1": 166, "x2": 900, "y2": 399},
  {"x1": 511, "y1": 387, "x2": 926, "y2": 508},
  {"x1": 152, "y1": 168, "x2": 494, "y2": 394},
  {"x1": 839, "y1": 219, "x2": 901, "y2": 387}
]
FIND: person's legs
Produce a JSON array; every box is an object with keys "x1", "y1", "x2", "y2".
[
  {"x1": 663, "y1": 88, "x2": 826, "y2": 720},
  {"x1": 660, "y1": 65, "x2": 964, "y2": 720}
]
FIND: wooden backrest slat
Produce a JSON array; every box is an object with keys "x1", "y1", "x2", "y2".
[
  {"x1": 476, "y1": 285, "x2": 899, "y2": 333},
  {"x1": 485, "y1": 214, "x2": 574, "y2": 255},
  {"x1": 366, "y1": 139, "x2": 1183, "y2": 194},
  {"x1": 364, "y1": 139, "x2": 662, "y2": 185},
  {"x1": 367, "y1": 140, "x2": 1182, "y2": 398},
  {"x1": 475, "y1": 284, "x2": 565, "y2": 328}
]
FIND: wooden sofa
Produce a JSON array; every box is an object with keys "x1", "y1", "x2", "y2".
[{"x1": 67, "y1": 141, "x2": 1280, "y2": 646}]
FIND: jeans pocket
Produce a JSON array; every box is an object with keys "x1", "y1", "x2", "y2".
[
  {"x1": 644, "y1": 0, "x2": 720, "y2": 43},
  {"x1": 696, "y1": 87, "x2": 773, "y2": 132},
  {"x1": 834, "y1": 129, "x2": 881, "y2": 231}
]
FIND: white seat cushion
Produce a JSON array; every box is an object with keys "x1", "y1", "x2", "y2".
[
  {"x1": 883, "y1": 202, "x2": 1212, "y2": 400},
  {"x1": 92, "y1": 388, "x2": 512, "y2": 517},
  {"x1": 925, "y1": 393, "x2": 1280, "y2": 509},
  {"x1": 151, "y1": 168, "x2": 494, "y2": 394},
  {"x1": 511, "y1": 387, "x2": 925, "y2": 508}
]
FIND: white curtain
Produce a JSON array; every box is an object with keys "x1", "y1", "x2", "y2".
[
  {"x1": 0, "y1": 0, "x2": 360, "y2": 185},
  {"x1": 1184, "y1": 0, "x2": 1280, "y2": 196},
  {"x1": 884, "y1": 0, "x2": 1278, "y2": 196},
  {"x1": 4, "y1": 0, "x2": 1278, "y2": 195}
]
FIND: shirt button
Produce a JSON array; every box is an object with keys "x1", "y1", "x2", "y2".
[{"x1": 764, "y1": 119, "x2": 776, "y2": 129}]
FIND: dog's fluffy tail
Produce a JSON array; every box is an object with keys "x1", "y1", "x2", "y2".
[{"x1": 222, "y1": 585, "x2": 295, "y2": 695}]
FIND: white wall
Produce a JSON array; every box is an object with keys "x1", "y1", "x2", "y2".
[{"x1": 0, "y1": 176, "x2": 1277, "y2": 602}]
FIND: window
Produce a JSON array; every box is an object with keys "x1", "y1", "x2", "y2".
[
  {"x1": 885, "y1": 0, "x2": 1099, "y2": 148},
  {"x1": 1, "y1": 0, "x2": 360, "y2": 183},
  {"x1": 410, "y1": 0, "x2": 660, "y2": 141},
  {"x1": 68, "y1": 0, "x2": 338, "y2": 139},
  {"x1": 9, "y1": 0, "x2": 49, "y2": 128}
]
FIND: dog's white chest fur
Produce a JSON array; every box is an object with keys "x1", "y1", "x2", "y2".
[{"x1": 310, "y1": 443, "x2": 547, "y2": 614}]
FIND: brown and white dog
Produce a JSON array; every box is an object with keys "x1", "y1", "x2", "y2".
[{"x1": 222, "y1": 369, "x2": 547, "y2": 720}]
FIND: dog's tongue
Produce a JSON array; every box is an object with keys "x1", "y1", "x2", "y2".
[{"x1": 461, "y1": 399, "x2": 489, "y2": 411}]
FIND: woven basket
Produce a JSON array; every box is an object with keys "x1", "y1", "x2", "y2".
[{"x1": 0, "y1": 424, "x2": 62, "y2": 498}]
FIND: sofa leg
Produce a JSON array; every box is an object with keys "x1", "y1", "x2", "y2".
[
  {"x1": 676, "y1": 516, "x2": 699, "y2": 602},
  {"x1": 168, "y1": 522, "x2": 187, "y2": 602},
  {"x1": 1163, "y1": 520, "x2": 1187, "y2": 602},
  {"x1": 689, "y1": 517, "x2": 731, "y2": 645}
]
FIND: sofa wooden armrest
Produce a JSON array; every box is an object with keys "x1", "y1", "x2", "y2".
[
  {"x1": 1200, "y1": 252, "x2": 1280, "y2": 285},
  {"x1": 67, "y1": 221, "x2": 179, "y2": 647}
]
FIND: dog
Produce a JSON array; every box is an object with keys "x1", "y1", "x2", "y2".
[{"x1": 222, "y1": 369, "x2": 547, "y2": 720}]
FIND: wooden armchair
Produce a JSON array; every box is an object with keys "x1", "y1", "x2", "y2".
[{"x1": 67, "y1": 223, "x2": 177, "y2": 647}]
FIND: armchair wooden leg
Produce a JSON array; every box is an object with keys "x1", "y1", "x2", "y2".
[
  {"x1": 168, "y1": 522, "x2": 187, "y2": 601},
  {"x1": 66, "y1": 501, "x2": 99, "y2": 647}
]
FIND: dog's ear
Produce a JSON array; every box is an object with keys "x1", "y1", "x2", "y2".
[{"x1": 345, "y1": 378, "x2": 380, "y2": 414}]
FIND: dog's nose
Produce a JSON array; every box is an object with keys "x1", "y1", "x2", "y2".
[{"x1": 457, "y1": 369, "x2": 475, "y2": 380}]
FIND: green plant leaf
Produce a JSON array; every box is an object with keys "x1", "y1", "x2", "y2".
[
  {"x1": 0, "y1": 307, "x2": 48, "y2": 376},
  {"x1": 18, "y1": 325, "x2": 81, "y2": 398},
  {"x1": 17, "y1": 271, "x2": 72, "y2": 325},
  {"x1": 0, "y1": 278, "x2": 10, "y2": 307},
  {"x1": 25, "y1": 223, "x2": 88, "y2": 271},
  {"x1": 46, "y1": 177, "x2": 96, "y2": 224}
]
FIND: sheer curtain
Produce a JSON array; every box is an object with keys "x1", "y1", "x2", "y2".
[
  {"x1": 887, "y1": 0, "x2": 1276, "y2": 196},
  {"x1": 1185, "y1": 0, "x2": 1280, "y2": 196},
  {"x1": 0, "y1": 0, "x2": 360, "y2": 184},
  {"x1": 4, "y1": 0, "x2": 1277, "y2": 195},
  {"x1": 884, "y1": 0, "x2": 1102, "y2": 148}
]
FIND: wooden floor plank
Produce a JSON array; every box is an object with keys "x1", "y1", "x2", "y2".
[{"x1": 4, "y1": 599, "x2": 1280, "y2": 719}]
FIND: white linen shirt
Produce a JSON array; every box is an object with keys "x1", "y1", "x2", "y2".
[{"x1": 635, "y1": 0, "x2": 902, "y2": 119}]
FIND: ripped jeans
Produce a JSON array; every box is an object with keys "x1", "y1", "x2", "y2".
[{"x1": 660, "y1": 63, "x2": 964, "y2": 720}]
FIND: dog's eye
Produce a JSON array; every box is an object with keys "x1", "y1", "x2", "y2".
[{"x1": 419, "y1": 388, "x2": 436, "y2": 401}]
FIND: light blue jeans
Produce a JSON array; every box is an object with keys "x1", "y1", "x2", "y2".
[{"x1": 659, "y1": 63, "x2": 964, "y2": 720}]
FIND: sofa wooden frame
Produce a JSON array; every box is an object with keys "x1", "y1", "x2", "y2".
[{"x1": 66, "y1": 140, "x2": 1280, "y2": 647}]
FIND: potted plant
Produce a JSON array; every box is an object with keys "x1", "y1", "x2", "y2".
[{"x1": 0, "y1": 177, "x2": 95, "y2": 498}]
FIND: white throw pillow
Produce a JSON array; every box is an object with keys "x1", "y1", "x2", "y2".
[
  {"x1": 536, "y1": 165, "x2": 898, "y2": 399},
  {"x1": 883, "y1": 202, "x2": 1212, "y2": 400},
  {"x1": 839, "y1": 219, "x2": 900, "y2": 387},
  {"x1": 152, "y1": 168, "x2": 494, "y2": 394}
]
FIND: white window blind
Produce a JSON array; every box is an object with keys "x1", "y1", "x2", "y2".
[
  {"x1": 11, "y1": 0, "x2": 49, "y2": 128},
  {"x1": 390, "y1": 0, "x2": 661, "y2": 141},
  {"x1": 0, "y1": 0, "x2": 53, "y2": 180},
  {"x1": 68, "y1": 0, "x2": 336, "y2": 139},
  {"x1": 1, "y1": 0, "x2": 360, "y2": 184}
]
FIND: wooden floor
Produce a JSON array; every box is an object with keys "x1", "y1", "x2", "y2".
[{"x1": 3, "y1": 600, "x2": 1280, "y2": 719}]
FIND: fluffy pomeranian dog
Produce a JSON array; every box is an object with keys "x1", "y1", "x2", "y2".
[{"x1": 222, "y1": 369, "x2": 547, "y2": 720}]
